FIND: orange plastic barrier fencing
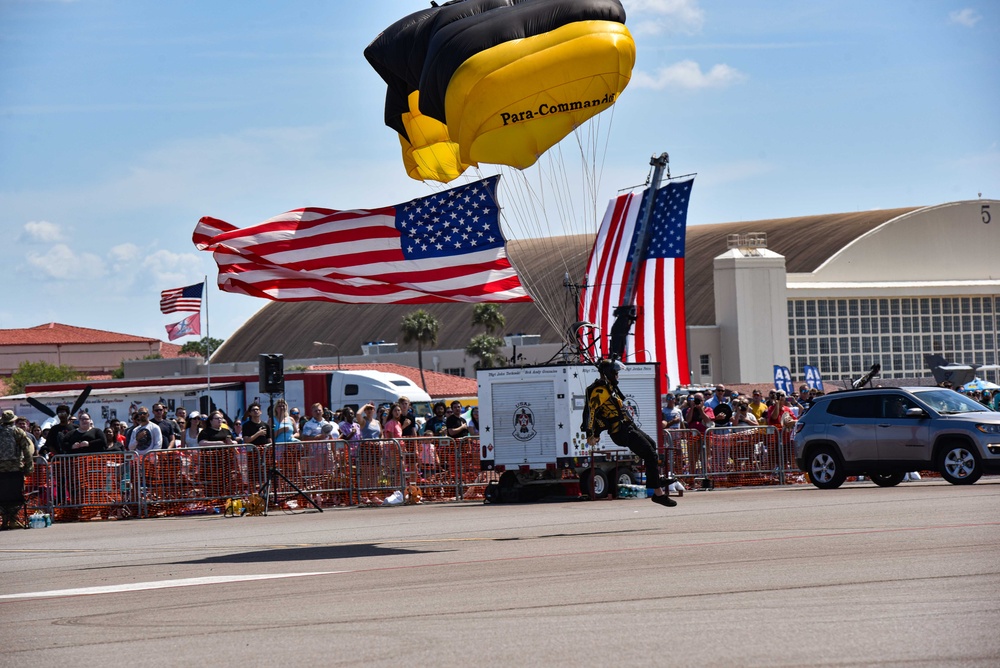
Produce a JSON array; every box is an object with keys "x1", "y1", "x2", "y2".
[
  {"x1": 23, "y1": 457, "x2": 52, "y2": 515},
  {"x1": 47, "y1": 452, "x2": 136, "y2": 521},
  {"x1": 701, "y1": 426, "x2": 785, "y2": 487},
  {"x1": 140, "y1": 445, "x2": 266, "y2": 517},
  {"x1": 662, "y1": 429, "x2": 705, "y2": 480}
]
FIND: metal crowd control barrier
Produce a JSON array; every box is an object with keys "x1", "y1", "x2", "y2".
[
  {"x1": 141, "y1": 444, "x2": 266, "y2": 516},
  {"x1": 24, "y1": 430, "x2": 816, "y2": 523},
  {"x1": 24, "y1": 456, "x2": 53, "y2": 518},
  {"x1": 353, "y1": 439, "x2": 405, "y2": 504},
  {"x1": 397, "y1": 436, "x2": 461, "y2": 501},
  {"x1": 46, "y1": 452, "x2": 138, "y2": 521},
  {"x1": 265, "y1": 440, "x2": 354, "y2": 507},
  {"x1": 700, "y1": 426, "x2": 785, "y2": 486},
  {"x1": 663, "y1": 426, "x2": 803, "y2": 488},
  {"x1": 662, "y1": 429, "x2": 705, "y2": 484}
]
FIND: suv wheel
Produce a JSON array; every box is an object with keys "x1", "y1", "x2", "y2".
[
  {"x1": 937, "y1": 443, "x2": 983, "y2": 485},
  {"x1": 869, "y1": 472, "x2": 905, "y2": 487},
  {"x1": 808, "y1": 446, "x2": 846, "y2": 489}
]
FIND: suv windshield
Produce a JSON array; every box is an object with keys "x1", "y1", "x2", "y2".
[{"x1": 910, "y1": 388, "x2": 991, "y2": 414}]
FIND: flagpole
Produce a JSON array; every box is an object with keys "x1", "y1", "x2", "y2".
[
  {"x1": 609, "y1": 152, "x2": 670, "y2": 360},
  {"x1": 204, "y1": 275, "x2": 211, "y2": 411}
]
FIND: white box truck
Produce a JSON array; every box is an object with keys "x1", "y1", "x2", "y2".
[{"x1": 477, "y1": 363, "x2": 661, "y2": 501}]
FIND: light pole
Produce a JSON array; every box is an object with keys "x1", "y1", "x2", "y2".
[{"x1": 312, "y1": 341, "x2": 341, "y2": 369}]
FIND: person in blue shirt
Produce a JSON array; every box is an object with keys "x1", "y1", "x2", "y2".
[{"x1": 705, "y1": 385, "x2": 730, "y2": 411}]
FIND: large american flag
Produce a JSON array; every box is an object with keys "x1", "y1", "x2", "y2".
[
  {"x1": 579, "y1": 176, "x2": 693, "y2": 390},
  {"x1": 193, "y1": 176, "x2": 530, "y2": 304},
  {"x1": 159, "y1": 282, "x2": 204, "y2": 314}
]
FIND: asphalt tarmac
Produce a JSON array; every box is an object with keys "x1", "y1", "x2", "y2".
[{"x1": 2, "y1": 479, "x2": 998, "y2": 667}]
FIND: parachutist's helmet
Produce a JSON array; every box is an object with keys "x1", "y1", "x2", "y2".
[{"x1": 598, "y1": 359, "x2": 624, "y2": 378}]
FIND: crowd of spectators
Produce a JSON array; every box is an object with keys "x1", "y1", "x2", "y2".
[
  {"x1": 24, "y1": 396, "x2": 481, "y2": 459},
  {"x1": 663, "y1": 381, "x2": 999, "y2": 434},
  {"x1": 939, "y1": 380, "x2": 999, "y2": 410},
  {"x1": 662, "y1": 384, "x2": 824, "y2": 434}
]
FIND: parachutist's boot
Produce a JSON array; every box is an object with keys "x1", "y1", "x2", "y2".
[{"x1": 650, "y1": 492, "x2": 676, "y2": 507}]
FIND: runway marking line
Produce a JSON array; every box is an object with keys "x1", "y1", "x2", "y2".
[{"x1": 0, "y1": 572, "x2": 344, "y2": 601}]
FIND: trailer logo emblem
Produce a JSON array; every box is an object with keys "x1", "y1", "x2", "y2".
[
  {"x1": 512, "y1": 403, "x2": 536, "y2": 442},
  {"x1": 624, "y1": 397, "x2": 641, "y2": 429}
]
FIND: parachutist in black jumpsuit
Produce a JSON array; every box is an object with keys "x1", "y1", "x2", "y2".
[{"x1": 582, "y1": 360, "x2": 677, "y2": 506}]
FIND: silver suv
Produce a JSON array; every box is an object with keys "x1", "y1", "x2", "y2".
[{"x1": 792, "y1": 387, "x2": 1000, "y2": 489}]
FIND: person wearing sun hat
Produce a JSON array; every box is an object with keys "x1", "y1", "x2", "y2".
[{"x1": 0, "y1": 410, "x2": 35, "y2": 530}]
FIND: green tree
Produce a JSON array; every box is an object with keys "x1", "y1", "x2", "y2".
[
  {"x1": 180, "y1": 336, "x2": 224, "y2": 359},
  {"x1": 401, "y1": 309, "x2": 440, "y2": 391},
  {"x1": 472, "y1": 303, "x2": 505, "y2": 334},
  {"x1": 8, "y1": 360, "x2": 83, "y2": 395},
  {"x1": 467, "y1": 333, "x2": 506, "y2": 370},
  {"x1": 468, "y1": 303, "x2": 507, "y2": 369}
]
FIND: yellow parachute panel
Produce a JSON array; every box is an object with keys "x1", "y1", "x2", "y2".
[
  {"x1": 397, "y1": 134, "x2": 422, "y2": 182},
  {"x1": 445, "y1": 21, "x2": 635, "y2": 170},
  {"x1": 399, "y1": 91, "x2": 471, "y2": 183}
]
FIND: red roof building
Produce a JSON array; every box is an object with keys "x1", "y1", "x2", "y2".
[{"x1": 0, "y1": 322, "x2": 188, "y2": 376}]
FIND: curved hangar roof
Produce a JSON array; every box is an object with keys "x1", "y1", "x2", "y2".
[{"x1": 212, "y1": 205, "x2": 920, "y2": 363}]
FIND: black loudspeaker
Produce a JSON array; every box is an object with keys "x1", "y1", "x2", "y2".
[{"x1": 259, "y1": 353, "x2": 284, "y2": 393}]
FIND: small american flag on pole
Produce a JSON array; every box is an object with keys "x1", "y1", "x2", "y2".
[
  {"x1": 193, "y1": 176, "x2": 530, "y2": 304},
  {"x1": 159, "y1": 282, "x2": 204, "y2": 314}
]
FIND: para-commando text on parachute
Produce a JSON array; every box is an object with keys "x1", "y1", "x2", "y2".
[{"x1": 499, "y1": 93, "x2": 616, "y2": 126}]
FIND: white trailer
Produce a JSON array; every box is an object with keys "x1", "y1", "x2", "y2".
[{"x1": 477, "y1": 363, "x2": 661, "y2": 501}]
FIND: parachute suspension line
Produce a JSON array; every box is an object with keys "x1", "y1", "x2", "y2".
[
  {"x1": 506, "y1": 162, "x2": 573, "y2": 339},
  {"x1": 573, "y1": 116, "x2": 600, "y2": 230},
  {"x1": 533, "y1": 142, "x2": 594, "y2": 340},
  {"x1": 493, "y1": 156, "x2": 576, "y2": 342},
  {"x1": 588, "y1": 101, "x2": 617, "y2": 228},
  {"x1": 539, "y1": 146, "x2": 585, "y2": 342},
  {"x1": 488, "y1": 113, "x2": 618, "y2": 344}
]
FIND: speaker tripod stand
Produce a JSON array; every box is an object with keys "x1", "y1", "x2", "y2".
[{"x1": 258, "y1": 393, "x2": 323, "y2": 515}]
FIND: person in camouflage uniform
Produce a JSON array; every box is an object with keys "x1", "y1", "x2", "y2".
[
  {"x1": 583, "y1": 359, "x2": 678, "y2": 507},
  {"x1": 0, "y1": 410, "x2": 36, "y2": 529}
]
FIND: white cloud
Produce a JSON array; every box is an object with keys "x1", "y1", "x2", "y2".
[
  {"x1": 22, "y1": 240, "x2": 202, "y2": 287},
  {"x1": 103, "y1": 244, "x2": 203, "y2": 292},
  {"x1": 627, "y1": 0, "x2": 705, "y2": 35},
  {"x1": 145, "y1": 249, "x2": 204, "y2": 287},
  {"x1": 107, "y1": 243, "x2": 141, "y2": 265},
  {"x1": 949, "y1": 8, "x2": 982, "y2": 27},
  {"x1": 632, "y1": 60, "x2": 746, "y2": 90},
  {"x1": 22, "y1": 220, "x2": 64, "y2": 243},
  {"x1": 26, "y1": 243, "x2": 106, "y2": 280}
]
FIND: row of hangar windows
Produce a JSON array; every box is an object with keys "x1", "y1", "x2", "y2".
[{"x1": 786, "y1": 296, "x2": 1000, "y2": 381}]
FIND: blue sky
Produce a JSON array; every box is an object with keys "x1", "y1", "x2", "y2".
[{"x1": 1, "y1": 0, "x2": 997, "y2": 343}]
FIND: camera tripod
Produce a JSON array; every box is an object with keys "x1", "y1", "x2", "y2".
[{"x1": 258, "y1": 393, "x2": 323, "y2": 515}]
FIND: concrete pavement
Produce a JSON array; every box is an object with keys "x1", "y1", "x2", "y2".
[{"x1": 1, "y1": 479, "x2": 998, "y2": 667}]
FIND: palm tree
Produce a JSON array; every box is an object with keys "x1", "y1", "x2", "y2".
[
  {"x1": 469, "y1": 304, "x2": 507, "y2": 369},
  {"x1": 467, "y1": 333, "x2": 506, "y2": 370},
  {"x1": 401, "y1": 309, "x2": 440, "y2": 391},
  {"x1": 472, "y1": 303, "x2": 505, "y2": 334}
]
